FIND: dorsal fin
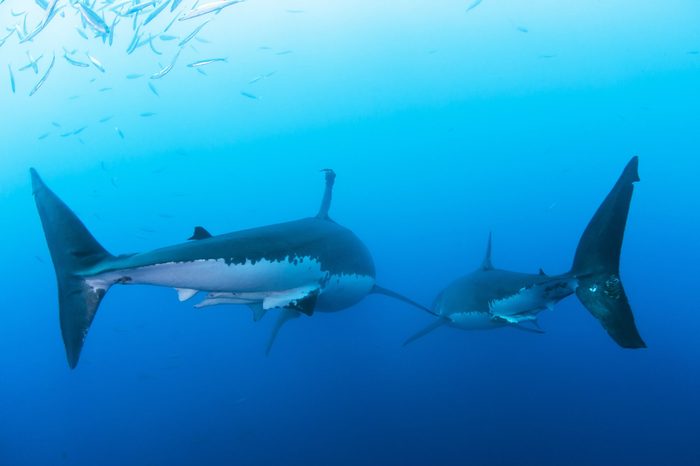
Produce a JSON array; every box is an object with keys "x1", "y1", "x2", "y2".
[
  {"x1": 316, "y1": 169, "x2": 336, "y2": 220},
  {"x1": 188, "y1": 226, "x2": 212, "y2": 240},
  {"x1": 539, "y1": 268, "x2": 547, "y2": 276},
  {"x1": 481, "y1": 232, "x2": 494, "y2": 270}
]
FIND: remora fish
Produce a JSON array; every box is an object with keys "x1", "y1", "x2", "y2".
[
  {"x1": 31, "y1": 170, "x2": 429, "y2": 368},
  {"x1": 405, "y1": 157, "x2": 646, "y2": 349}
]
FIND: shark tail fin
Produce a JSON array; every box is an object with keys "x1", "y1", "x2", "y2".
[
  {"x1": 569, "y1": 157, "x2": 646, "y2": 349},
  {"x1": 372, "y1": 285, "x2": 438, "y2": 317},
  {"x1": 31, "y1": 169, "x2": 115, "y2": 369},
  {"x1": 403, "y1": 317, "x2": 449, "y2": 346}
]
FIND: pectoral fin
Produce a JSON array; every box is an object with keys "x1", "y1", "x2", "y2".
[
  {"x1": 266, "y1": 309, "x2": 301, "y2": 355},
  {"x1": 247, "y1": 303, "x2": 267, "y2": 322},
  {"x1": 176, "y1": 288, "x2": 199, "y2": 302},
  {"x1": 262, "y1": 286, "x2": 320, "y2": 316}
]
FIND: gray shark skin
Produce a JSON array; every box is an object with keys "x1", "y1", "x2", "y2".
[
  {"x1": 31, "y1": 168, "x2": 430, "y2": 368},
  {"x1": 406, "y1": 157, "x2": 646, "y2": 349}
]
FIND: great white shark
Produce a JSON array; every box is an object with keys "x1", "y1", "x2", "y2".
[
  {"x1": 31, "y1": 168, "x2": 432, "y2": 368},
  {"x1": 405, "y1": 156, "x2": 646, "y2": 349}
]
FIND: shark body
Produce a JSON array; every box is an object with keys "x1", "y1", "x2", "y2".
[
  {"x1": 407, "y1": 157, "x2": 646, "y2": 349},
  {"x1": 32, "y1": 169, "x2": 429, "y2": 368}
]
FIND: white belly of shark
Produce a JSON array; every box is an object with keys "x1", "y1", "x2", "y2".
[
  {"x1": 90, "y1": 256, "x2": 324, "y2": 292},
  {"x1": 86, "y1": 256, "x2": 375, "y2": 311}
]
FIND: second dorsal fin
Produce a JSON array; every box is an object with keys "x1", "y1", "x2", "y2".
[
  {"x1": 481, "y1": 232, "x2": 494, "y2": 270},
  {"x1": 188, "y1": 226, "x2": 212, "y2": 241}
]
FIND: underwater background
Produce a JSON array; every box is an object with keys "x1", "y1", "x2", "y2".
[{"x1": 1, "y1": 0, "x2": 699, "y2": 465}]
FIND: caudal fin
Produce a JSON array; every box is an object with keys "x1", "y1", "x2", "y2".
[
  {"x1": 570, "y1": 157, "x2": 646, "y2": 349},
  {"x1": 31, "y1": 169, "x2": 114, "y2": 368}
]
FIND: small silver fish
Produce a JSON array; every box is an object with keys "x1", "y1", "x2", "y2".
[
  {"x1": 8, "y1": 65, "x2": 15, "y2": 93},
  {"x1": 115, "y1": 127, "x2": 125, "y2": 139},
  {"x1": 179, "y1": 0, "x2": 243, "y2": 21},
  {"x1": 150, "y1": 50, "x2": 180, "y2": 79},
  {"x1": 99, "y1": 115, "x2": 114, "y2": 123},
  {"x1": 126, "y1": 1, "x2": 156, "y2": 15},
  {"x1": 22, "y1": 0, "x2": 60, "y2": 44},
  {"x1": 139, "y1": 112, "x2": 156, "y2": 117},
  {"x1": 126, "y1": 26, "x2": 142, "y2": 54},
  {"x1": 76, "y1": 27, "x2": 89, "y2": 40},
  {"x1": 64, "y1": 53, "x2": 90, "y2": 68},
  {"x1": 466, "y1": 0, "x2": 482, "y2": 12},
  {"x1": 163, "y1": 14, "x2": 178, "y2": 32},
  {"x1": 127, "y1": 73, "x2": 144, "y2": 79},
  {"x1": 171, "y1": 0, "x2": 183, "y2": 12},
  {"x1": 148, "y1": 82, "x2": 159, "y2": 96},
  {"x1": 75, "y1": 2, "x2": 109, "y2": 36},
  {"x1": 86, "y1": 53, "x2": 106, "y2": 72},
  {"x1": 28, "y1": 52, "x2": 55, "y2": 96},
  {"x1": 38, "y1": 132, "x2": 50, "y2": 140},
  {"x1": 159, "y1": 34, "x2": 177, "y2": 41},
  {"x1": 144, "y1": 0, "x2": 171, "y2": 25},
  {"x1": 187, "y1": 57, "x2": 227, "y2": 68},
  {"x1": 178, "y1": 20, "x2": 210, "y2": 47},
  {"x1": 240, "y1": 91, "x2": 257, "y2": 99},
  {"x1": 149, "y1": 36, "x2": 163, "y2": 55},
  {"x1": 19, "y1": 52, "x2": 42, "y2": 74},
  {"x1": 109, "y1": 17, "x2": 119, "y2": 46}
]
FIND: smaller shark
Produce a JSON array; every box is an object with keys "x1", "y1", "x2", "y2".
[{"x1": 406, "y1": 157, "x2": 646, "y2": 349}]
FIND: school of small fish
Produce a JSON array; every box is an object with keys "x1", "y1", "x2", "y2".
[{"x1": 0, "y1": 0, "x2": 298, "y2": 142}]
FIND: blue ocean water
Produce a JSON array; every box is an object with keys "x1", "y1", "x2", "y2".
[{"x1": 1, "y1": 1, "x2": 699, "y2": 465}]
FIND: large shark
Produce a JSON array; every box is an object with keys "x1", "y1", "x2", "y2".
[
  {"x1": 405, "y1": 157, "x2": 646, "y2": 349},
  {"x1": 31, "y1": 168, "x2": 431, "y2": 368}
]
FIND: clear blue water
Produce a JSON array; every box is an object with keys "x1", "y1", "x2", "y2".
[{"x1": 1, "y1": 1, "x2": 699, "y2": 465}]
